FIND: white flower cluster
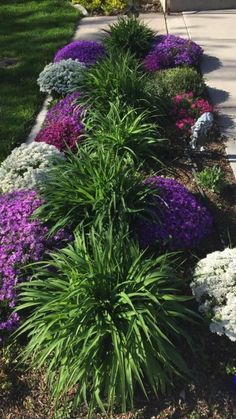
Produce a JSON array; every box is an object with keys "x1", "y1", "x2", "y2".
[
  {"x1": 37, "y1": 59, "x2": 86, "y2": 96},
  {"x1": 191, "y1": 247, "x2": 236, "y2": 341},
  {"x1": 0, "y1": 142, "x2": 64, "y2": 193}
]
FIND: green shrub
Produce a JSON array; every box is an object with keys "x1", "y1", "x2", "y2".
[
  {"x1": 195, "y1": 165, "x2": 225, "y2": 193},
  {"x1": 85, "y1": 99, "x2": 167, "y2": 161},
  {"x1": 145, "y1": 67, "x2": 206, "y2": 99},
  {"x1": 103, "y1": 17, "x2": 155, "y2": 59},
  {"x1": 35, "y1": 145, "x2": 152, "y2": 234},
  {"x1": 17, "y1": 225, "x2": 198, "y2": 415},
  {"x1": 72, "y1": 0, "x2": 126, "y2": 14}
]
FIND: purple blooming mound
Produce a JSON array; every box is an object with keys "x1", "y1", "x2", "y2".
[
  {"x1": 35, "y1": 92, "x2": 84, "y2": 151},
  {"x1": 143, "y1": 35, "x2": 203, "y2": 72},
  {"x1": 137, "y1": 177, "x2": 212, "y2": 250},
  {"x1": 54, "y1": 40, "x2": 106, "y2": 66},
  {"x1": 0, "y1": 190, "x2": 71, "y2": 337}
]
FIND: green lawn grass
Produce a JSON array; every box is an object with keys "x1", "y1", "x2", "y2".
[{"x1": 0, "y1": 0, "x2": 80, "y2": 162}]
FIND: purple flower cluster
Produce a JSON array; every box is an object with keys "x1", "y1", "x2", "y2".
[
  {"x1": 143, "y1": 35, "x2": 203, "y2": 72},
  {"x1": 54, "y1": 40, "x2": 106, "y2": 66},
  {"x1": 136, "y1": 177, "x2": 212, "y2": 250},
  {"x1": 35, "y1": 93, "x2": 84, "y2": 151},
  {"x1": 0, "y1": 190, "x2": 71, "y2": 335}
]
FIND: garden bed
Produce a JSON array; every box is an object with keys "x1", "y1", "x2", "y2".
[{"x1": 0, "y1": 15, "x2": 236, "y2": 419}]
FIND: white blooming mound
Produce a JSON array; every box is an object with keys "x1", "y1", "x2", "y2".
[
  {"x1": 0, "y1": 142, "x2": 64, "y2": 193},
  {"x1": 191, "y1": 247, "x2": 236, "y2": 341},
  {"x1": 37, "y1": 59, "x2": 86, "y2": 96}
]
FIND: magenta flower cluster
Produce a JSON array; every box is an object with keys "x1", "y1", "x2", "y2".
[
  {"x1": 35, "y1": 93, "x2": 84, "y2": 151},
  {"x1": 54, "y1": 40, "x2": 106, "y2": 66},
  {"x1": 136, "y1": 177, "x2": 212, "y2": 250},
  {"x1": 143, "y1": 35, "x2": 203, "y2": 72},
  {"x1": 171, "y1": 92, "x2": 213, "y2": 135},
  {"x1": 0, "y1": 190, "x2": 71, "y2": 336}
]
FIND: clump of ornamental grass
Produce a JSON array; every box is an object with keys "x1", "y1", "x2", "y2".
[
  {"x1": 75, "y1": 50, "x2": 166, "y2": 119},
  {"x1": 103, "y1": 17, "x2": 155, "y2": 59},
  {"x1": 85, "y1": 99, "x2": 167, "y2": 161},
  {"x1": 35, "y1": 145, "x2": 153, "y2": 235},
  {"x1": 16, "y1": 225, "x2": 199, "y2": 415}
]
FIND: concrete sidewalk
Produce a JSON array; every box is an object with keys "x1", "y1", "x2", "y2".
[
  {"x1": 166, "y1": 10, "x2": 236, "y2": 176},
  {"x1": 73, "y1": 13, "x2": 167, "y2": 41}
]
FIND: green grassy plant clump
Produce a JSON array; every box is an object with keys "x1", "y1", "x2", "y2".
[
  {"x1": 145, "y1": 67, "x2": 206, "y2": 100},
  {"x1": 77, "y1": 51, "x2": 147, "y2": 111},
  {"x1": 72, "y1": 0, "x2": 126, "y2": 15},
  {"x1": 35, "y1": 145, "x2": 151, "y2": 234},
  {"x1": 85, "y1": 99, "x2": 167, "y2": 161},
  {"x1": 195, "y1": 165, "x2": 225, "y2": 193},
  {"x1": 103, "y1": 17, "x2": 155, "y2": 59},
  {"x1": 17, "y1": 226, "x2": 198, "y2": 415},
  {"x1": 0, "y1": 0, "x2": 80, "y2": 162},
  {"x1": 77, "y1": 50, "x2": 167, "y2": 122}
]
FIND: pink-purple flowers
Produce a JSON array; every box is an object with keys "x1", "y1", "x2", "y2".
[
  {"x1": 136, "y1": 177, "x2": 212, "y2": 250},
  {"x1": 54, "y1": 40, "x2": 106, "y2": 66},
  {"x1": 171, "y1": 92, "x2": 213, "y2": 136},
  {"x1": 35, "y1": 93, "x2": 84, "y2": 151},
  {"x1": 0, "y1": 190, "x2": 71, "y2": 336},
  {"x1": 143, "y1": 35, "x2": 203, "y2": 72}
]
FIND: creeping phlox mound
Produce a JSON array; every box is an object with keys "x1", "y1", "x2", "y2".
[
  {"x1": 0, "y1": 190, "x2": 71, "y2": 336},
  {"x1": 0, "y1": 142, "x2": 64, "y2": 193},
  {"x1": 136, "y1": 176, "x2": 213, "y2": 250},
  {"x1": 191, "y1": 248, "x2": 236, "y2": 342},
  {"x1": 54, "y1": 40, "x2": 106, "y2": 66},
  {"x1": 143, "y1": 35, "x2": 203, "y2": 72},
  {"x1": 35, "y1": 93, "x2": 84, "y2": 151}
]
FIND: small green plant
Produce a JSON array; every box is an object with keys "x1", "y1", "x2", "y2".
[
  {"x1": 145, "y1": 67, "x2": 206, "y2": 99},
  {"x1": 35, "y1": 145, "x2": 153, "y2": 234},
  {"x1": 195, "y1": 165, "x2": 225, "y2": 193},
  {"x1": 17, "y1": 225, "x2": 199, "y2": 415},
  {"x1": 85, "y1": 99, "x2": 167, "y2": 161},
  {"x1": 103, "y1": 17, "x2": 155, "y2": 59}
]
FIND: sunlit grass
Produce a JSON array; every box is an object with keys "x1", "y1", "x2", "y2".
[{"x1": 0, "y1": 0, "x2": 80, "y2": 161}]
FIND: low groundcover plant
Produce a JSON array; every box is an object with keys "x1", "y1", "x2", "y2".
[
  {"x1": 0, "y1": 190, "x2": 71, "y2": 338},
  {"x1": 35, "y1": 93, "x2": 84, "y2": 151},
  {"x1": 136, "y1": 176, "x2": 213, "y2": 250},
  {"x1": 191, "y1": 247, "x2": 236, "y2": 342},
  {"x1": 0, "y1": 142, "x2": 64, "y2": 193},
  {"x1": 54, "y1": 40, "x2": 106, "y2": 66},
  {"x1": 17, "y1": 226, "x2": 198, "y2": 414},
  {"x1": 143, "y1": 35, "x2": 203, "y2": 72},
  {"x1": 37, "y1": 59, "x2": 86, "y2": 96}
]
